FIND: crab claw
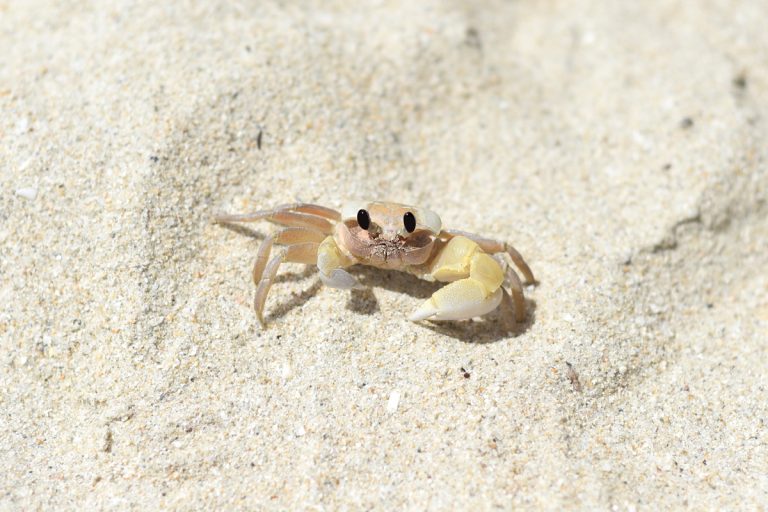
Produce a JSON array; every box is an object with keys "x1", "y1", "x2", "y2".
[
  {"x1": 409, "y1": 280, "x2": 503, "y2": 321},
  {"x1": 320, "y1": 269, "x2": 365, "y2": 290}
]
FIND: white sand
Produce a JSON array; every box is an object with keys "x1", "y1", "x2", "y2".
[{"x1": 2, "y1": 1, "x2": 767, "y2": 509}]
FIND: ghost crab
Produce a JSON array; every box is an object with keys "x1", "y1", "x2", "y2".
[{"x1": 215, "y1": 201, "x2": 535, "y2": 326}]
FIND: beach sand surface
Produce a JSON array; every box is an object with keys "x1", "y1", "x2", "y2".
[{"x1": 1, "y1": 1, "x2": 767, "y2": 509}]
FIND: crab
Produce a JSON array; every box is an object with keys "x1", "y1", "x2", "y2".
[{"x1": 214, "y1": 201, "x2": 535, "y2": 326}]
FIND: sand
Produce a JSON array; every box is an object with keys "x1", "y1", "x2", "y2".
[{"x1": 1, "y1": 0, "x2": 767, "y2": 509}]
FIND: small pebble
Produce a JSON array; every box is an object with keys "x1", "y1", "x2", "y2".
[
  {"x1": 15, "y1": 187, "x2": 37, "y2": 200},
  {"x1": 386, "y1": 390, "x2": 400, "y2": 413},
  {"x1": 15, "y1": 117, "x2": 29, "y2": 133}
]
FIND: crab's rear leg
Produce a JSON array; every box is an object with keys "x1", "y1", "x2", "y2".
[
  {"x1": 409, "y1": 236, "x2": 505, "y2": 321},
  {"x1": 502, "y1": 259, "x2": 526, "y2": 323},
  {"x1": 214, "y1": 203, "x2": 340, "y2": 234}
]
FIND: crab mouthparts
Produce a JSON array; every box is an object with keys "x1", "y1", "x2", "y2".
[{"x1": 372, "y1": 237, "x2": 405, "y2": 261}]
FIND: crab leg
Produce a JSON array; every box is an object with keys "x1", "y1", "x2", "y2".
[
  {"x1": 251, "y1": 227, "x2": 324, "y2": 325},
  {"x1": 253, "y1": 242, "x2": 320, "y2": 325},
  {"x1": 410, "y1": 236, "x2": 505, "y2": 321},
  {"x1": 275, "y1": 227, "x2": 328, "y2": 245},
  {"x1": 253, "y1": 233, "x2": 362, "y2": 326},
  {"x1": 216, "y1": 210, "x2": 334, "y2": 233},
  {"x1": 503, "y1": 260, "x2": 526, "y2": 322},
  {"x1": 252, "y1": 234, "x2": 276, "y2": 286},
  {"x1": 273, "y1": 203, "x2": 341, "y2": 221},
  {"x1": 252, "y1": 228, "x2": 326, "y2": 285},
  {"x1": 215, "y1": 203, "x2": 339, "y2": 233},
  {"x1": 441, "y1": 229, "x2": 535, "y2": 284}
]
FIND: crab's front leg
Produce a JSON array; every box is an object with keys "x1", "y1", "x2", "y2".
[{"x1": 409, "y1": 236, "x2": 506, "y2": 322}]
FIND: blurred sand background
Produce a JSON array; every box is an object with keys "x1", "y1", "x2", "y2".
[{"x1": 2, "y1": 0, "x2": 767, "y2": 509}]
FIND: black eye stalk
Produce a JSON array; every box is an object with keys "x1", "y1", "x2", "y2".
[
  {"x1": 357, "y1": 209, "x2": 371, "y2": 230},
  {"x1": 403, "y1": 211, "x2": 416, "y2": 233}
]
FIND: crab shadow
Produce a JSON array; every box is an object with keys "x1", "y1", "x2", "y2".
[
  {"x1": 346, "y1": 287, "x2": 381, "y2": 315},
  {"x1": 264, "y1": 279, "x2": 324, "y2": 324}
]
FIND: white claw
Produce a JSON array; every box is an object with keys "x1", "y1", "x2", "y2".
[
  {"x1": 409, "y1": 286, "x2": 503, "y2": 322},
  {"x1": 408, "y1": 302, "x2": 439, "y2": 322},
  {"x1": 320, "y1": 269, "x2": 364, "y2": 290}
]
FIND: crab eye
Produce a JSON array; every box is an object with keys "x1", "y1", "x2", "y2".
[
  {"x1": 357, "y1": 209, "x2": 371, "y2": 230},
  {"x1": 403, "y1": 211, "x2": 416, "y2": 233}
]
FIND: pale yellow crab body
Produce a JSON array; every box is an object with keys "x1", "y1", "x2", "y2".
[{"x1": 215, "y1": 201, "x2": 534, "y2": 326}]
